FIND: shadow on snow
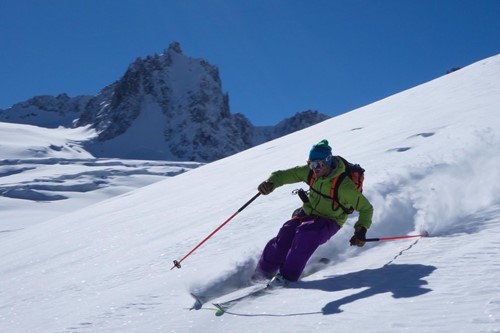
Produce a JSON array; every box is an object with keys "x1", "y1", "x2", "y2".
[
  {"x1": 296, "y1": 263, "x2": 437, "y2": 315},
  {"x1": 217, "y1": 263, "x2": 436, "y2": 317}
]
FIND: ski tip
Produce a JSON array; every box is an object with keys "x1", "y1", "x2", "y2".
[
  {"x1": 189, "y1": 293, "x2": 205, "y2": 310},
  {"x1": 212, "y1": 303, "x2": 226, "y2": 316}
]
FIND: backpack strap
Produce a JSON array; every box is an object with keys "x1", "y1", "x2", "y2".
[
  {"x1": 332, "y1": 173, "x2": 353, "y2": 214},
  {"x1": 307, "y1": 171, "x2": 352, "y2": 213},
  {"x1": 307, "y1": 170, "x2": 314, "y2": 186}
]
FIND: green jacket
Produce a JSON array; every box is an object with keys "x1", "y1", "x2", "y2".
[{"x1": 267, "y1": 157, "x2": 373, "y2": 229}]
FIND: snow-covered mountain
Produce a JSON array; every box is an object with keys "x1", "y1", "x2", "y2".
[
  {"x1": 0, "y1": 42, "x2": 329, "y2": 162},
  {"x1": 0, "y1": 93, "x2": 92, "y2": 128},
  {"x1": 253, "y1": 109, "x2": 331, "y2": 144},
  {"x1": 1, "y1": 54, "x2": 499, "y2": 333}
]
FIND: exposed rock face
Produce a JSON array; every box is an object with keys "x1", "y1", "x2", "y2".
[
  {"x1": 252, "y1": 110, "x2": 331, "y2": 145},
  {"x1": 74, "y1": 42, "x2": 255, "y2": 161}
]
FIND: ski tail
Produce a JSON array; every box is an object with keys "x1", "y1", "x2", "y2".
[{"x1": 213, "y1": 303, "x2": 226, "y2": 316}]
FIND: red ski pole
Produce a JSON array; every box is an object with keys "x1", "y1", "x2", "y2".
[
  {"x1": 365, "y1": 232, "x2": 428, "y2": 242},
  {"x1": 170, "y1": 192, "x2": 261, "y2": 270}
]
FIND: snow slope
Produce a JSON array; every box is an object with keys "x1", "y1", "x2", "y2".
[
  {"x1": 1, "y1": 55, "x2": 500, "y2": 333},
  {"x1": 0, "y1": 123, "x2": 201, "y2": 229}
]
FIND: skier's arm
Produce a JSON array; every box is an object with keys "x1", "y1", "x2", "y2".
[
  {"x1": 267, "y1": 165, "x2": 309, "y2": 188},
  {"x1": 338, "y1": 180, "x2": 373, "y2": 229}
]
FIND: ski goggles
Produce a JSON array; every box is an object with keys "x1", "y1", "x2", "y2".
[{"x1": 307, "y1": 156, "x2": 332, "y2": 170}]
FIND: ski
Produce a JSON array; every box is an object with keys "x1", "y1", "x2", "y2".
[
  {"x1": 189, "y1": 292, "x2": 208, "y2": 310},
  {"x1": 189, "y1": 282, "x2": 264, "y2": 310},
  {"x1": 189, "y1": 257, "x2": 332, "y2": 313},
  {"x1": 213, "y1": 303, "x2": 227, "y2": 316},
  {"x1": 211, "y1": 284, "x2": 270, "y2": 316}
]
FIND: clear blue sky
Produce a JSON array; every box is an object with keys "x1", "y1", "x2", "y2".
[{"x1": 1, "y1": 1, "x2": 499, "y2": 125}]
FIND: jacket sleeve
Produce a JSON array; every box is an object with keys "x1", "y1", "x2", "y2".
[
  {"x1": 338, "y1": 178, "x2": 373, "y2": 229},
  {"x1": 267, "y1": 165, "x2": 310, "y2": 188}
]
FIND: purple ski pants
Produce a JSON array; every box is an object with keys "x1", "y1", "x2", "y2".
[{"x1": 256, "y1": 210, "x2": 340, "y2": 281}]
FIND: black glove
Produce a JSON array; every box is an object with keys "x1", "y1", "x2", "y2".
[
  {"x1": 258, "y1": 181, "x2": 274, "y2": 195},
  {"x1": 349, "y1": 226, "x2": 367, "y2": 247}
]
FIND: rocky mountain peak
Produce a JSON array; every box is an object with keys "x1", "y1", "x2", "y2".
[
  {"x1": 167, "y1": 41, "x2": 183, "y2": 54},
  {"x1": 1, "y1": 42, "x2": 330, "y2": 162}
]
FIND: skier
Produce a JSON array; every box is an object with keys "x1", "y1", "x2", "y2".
[{"x1": 255, "y1": 139, "x2": 374, "y2": 287}]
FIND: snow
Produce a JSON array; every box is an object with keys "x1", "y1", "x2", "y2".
[
  {"x1": 0, "y1": 123, "x2": 201, "y2": 229},
  {"x1": 1, "y1": 54, "x2": 500, "y2": 333},
  {"x1": 88, "y1": 96, "x2": 173, "y2": 160}
]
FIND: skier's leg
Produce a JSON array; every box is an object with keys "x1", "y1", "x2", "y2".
[
  {"x1": 254, "y1": 218, "x2": 301, "y2": 279},
  {"x1": 280, "y1": 218, "x2": 340, "y2": 281}
]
